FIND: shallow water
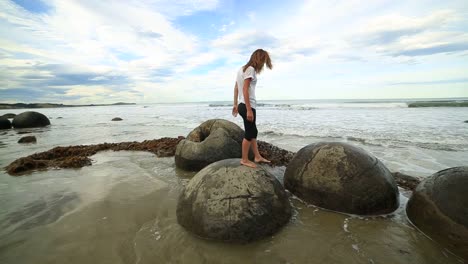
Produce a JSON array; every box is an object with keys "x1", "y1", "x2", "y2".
[
  {"x1": 1, "y1": 101, "x2": 468, "y2": 263},
  {"x1": 0, "y1": 152, "x2": 465, "y2": 264}
]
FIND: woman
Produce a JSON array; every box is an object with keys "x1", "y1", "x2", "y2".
[{"x1": 232, "y1": 49, "x2": 273, "y2": 168}]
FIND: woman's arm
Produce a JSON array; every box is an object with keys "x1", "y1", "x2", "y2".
[
  {"x1": 243, "y1": 78, "x2": 254, "y2": 122},
  {"x1": 232, "y1": 82, "x2": 238, "y2": 117},
  {"x1": 233, "y1": 82, "x2": 238, "y2": 106}
]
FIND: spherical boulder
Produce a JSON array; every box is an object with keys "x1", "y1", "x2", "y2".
[
  {"x1": 12, "y1": 111, "x2": 50, "y2": 128},
  {"x1": 177, "y1": 158, "x2": 291, "y2": 242},
  {"x1": 175, "y1": 119, "x2": 244, "y2": 171},
  {"x1": 0, "y1": 117, "x2": 12, "y2": 129},
  {"x1": 406, "y1": 167, "x2": 468, "y2": 259},
  {"x1": 284, "y1": 142, "x2": 399, "y2": 215}
]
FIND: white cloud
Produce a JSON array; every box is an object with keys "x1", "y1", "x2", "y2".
[{"x1": 349, "y1": 10, "x2": 468, "y2": 57}]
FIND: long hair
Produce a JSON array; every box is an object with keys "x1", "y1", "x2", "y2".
[{"x1": 243, "y1": 49, "x2": 273, "y2": 73}]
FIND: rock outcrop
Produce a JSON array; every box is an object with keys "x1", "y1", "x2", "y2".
[
  {"x1": 177, "y1": 159, "x2": 291, "y2": 242},
  {"x1": 284, "y1": 142, "x2": 399, "y2": 215},
  {"x1": 18, "y1": 136, "x2": 37, "y2": 144}
]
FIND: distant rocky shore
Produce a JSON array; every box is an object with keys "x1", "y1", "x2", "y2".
[
  {"x1": 0, "y1": 102, "x2": 135, "y2": 109},
  {"x1": 407, "y1": 100, "x2": 468, "y2": 107}
]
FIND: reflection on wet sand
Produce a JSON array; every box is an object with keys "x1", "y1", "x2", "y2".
[{"x1": 1, "y1": 191, "x2": 80, "y2": 233}]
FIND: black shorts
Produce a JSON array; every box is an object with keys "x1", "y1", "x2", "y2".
[{"x1": 238, "y1": 103, "x2": 258, "y2": 141}]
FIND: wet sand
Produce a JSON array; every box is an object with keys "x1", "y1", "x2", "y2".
[{"x1": 0, "y1": 151, "x2": 465, "y2": 264}]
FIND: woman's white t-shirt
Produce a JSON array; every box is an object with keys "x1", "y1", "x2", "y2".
[{"x1": 236, "y1": 66, "x2": 257, "y2": 108}]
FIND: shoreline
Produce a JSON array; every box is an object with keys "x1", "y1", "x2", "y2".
[
  {"x1": 0, "y1": 102, "x2": 135, "y2": 110},
  {"x1": 2, "y1": 98, "x2": 468, "y2": 110},
  {"x1": 4, "y1": 137, "x2": 420, "y2": 190}
]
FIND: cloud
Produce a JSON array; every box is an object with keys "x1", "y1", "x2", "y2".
[
  {"x1": 212, "y1": 30, "x2": 319, "y2": 62},
  {"x1": 1, "y1": 0, "x2": 468, "y2": 103},
  {"x1": 390, "y1": 40, "x2": 468, "y2": 57},
  {"x1": 0, "y1": 87, "x2": 68, "y2": 102},
  {"x1": 138, "y1": 30, "x2": 163, "y2": 39},
  {"x1": 145, "y1": 0, "x2": 219, "y2": 17},
  {"x1": 327, "y1": 54, "x2": 367, "y2": 62},
  {"x1": 1, "y1": 62, "x2": 130, "y2": 86},
  {"x1": 212, "y1": 31, "x2": 280, "y2": 54},
  {"x1": 389, "y1": 78, "x2": 468, "y2": 86},
  {"x1": 350, "y1": 10, "x2": 468, "y2": 57},
  {"x1": 0, "y1": 0, "x2": 225, "y2": 103},
  {"x1": 356, "y1": 10, "x2": 456, "y2": 45}
]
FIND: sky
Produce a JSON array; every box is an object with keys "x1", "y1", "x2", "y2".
[{"x1": 0, "y1": 0, "x2": 467, "y2": 104}]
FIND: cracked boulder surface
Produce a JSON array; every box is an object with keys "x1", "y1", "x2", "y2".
[
  {"x1": 406, "y1": 166, "x2": 468, "y2": 259},
  {"x1": 284, "y1": 142, "x2": 399, "y2": 215},
  {"x1": 176, "y1": 158, "x2": 291, "y2": 243},
  {"x1": 175, "y1": 119, "x2": 244, "y2": 171}
]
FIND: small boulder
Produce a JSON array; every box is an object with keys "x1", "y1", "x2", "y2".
[
  {"x1": 464, "y1": 120, "x2": 468, "y2": 123},
  {"x1": 12, "y1": 111, "x2": 50, "y2": 128},
  {"x1": 175, "y1": 119, "x2": 244, "y2": 171},
  {"x1": 177, "y1": 159, "x2": 291, "y2": 242},
  {"x1": 406, "y1": 167, "x2": 468, "y2": 259},
  {"x1": 2, "y1": 113, "x2": 16, "y2": 119},
  {"x1": 0, "y1": 117, "x2": 12, "y2": 129},
  {"x1": 284, "y1": 142, "x2": 399, "y2": 215},
  {"x1": 18, "y1": 136, "x2": 37, "y2": 144},
  {"x1": 112, "y1": 117, "x2": 123, "y2": 121}
]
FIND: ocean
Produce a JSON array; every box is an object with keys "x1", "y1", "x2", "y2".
[{"x1": 0, "y1": 99, "x2": 467, "y2": 263}]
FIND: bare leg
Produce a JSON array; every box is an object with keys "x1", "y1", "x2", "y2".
[
  {"x1": 251, "y1": 139, "x2": 270, "y2": 163},
  {"x1": 240, "y1": 139, "x2": 256, "y2": 168}
]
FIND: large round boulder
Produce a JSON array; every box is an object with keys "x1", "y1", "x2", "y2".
[
  {"x1": 284, "y1": 142, "x2": 399, "y2": 215},
  {"x1": 12, "y1": 111, "x2": 50, "y2": 128},
  {"x1": 177, "y1": 158, "x2": 291, "y2": 242},
  {"x1": 406, "y1": 167, "x2": 468, "y2": 259},
  {"x1": 0, "y1": 117, "x2": 12, "y2": 129},
  {"x1": 175, "y1": 119, "x2": 244, "y2": 171}
]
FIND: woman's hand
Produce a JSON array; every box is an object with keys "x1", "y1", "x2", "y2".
[
  {"x1": 232, "y1": 105, "x2": 238, "y2": 117},
  {"x1": 247, "y1": 109, "x2": 254, "y2": 122}
]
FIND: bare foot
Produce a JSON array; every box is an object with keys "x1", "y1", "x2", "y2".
[
  {"x1": 254, "y1": 157, "x2": 271, "y2": 163},
  {"x1": 240, "y1": 160, "x2": 257, "y2": 168}
]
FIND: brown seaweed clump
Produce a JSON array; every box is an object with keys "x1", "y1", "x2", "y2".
[
  {"x1": 391, "y1": 172, "x2": 421, "y2": 190},
  {"x1": 6, "y1": 137, "x2": 185, "y2": 176},
  {"x1": 257, "y1": 140, "x2": 295, "y2": 167}
]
